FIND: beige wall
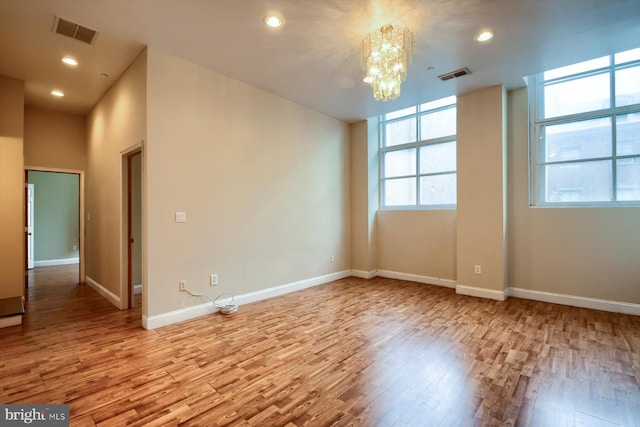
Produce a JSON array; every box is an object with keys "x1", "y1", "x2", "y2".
[
  {"x1": 377, "y1": 210, "x2": 457, "y2": 279},
  {"x1": 24, "y1": 106, "x2": 86, "y2": 171},
  {"x1": 85, "y1": 50, "x2": 147, "y2": 306},
  {"x1": 145, "y1": 48, "x2": 350, "y2": 316},
  {"x1": 0, "y1": 76, "x2": 25, "y2": 299},
  {"x1": 350, "y1": 120, "x2": 378, "y2": 274},
  {"x1": 507, "y1": 88, "x2": 640, "y2": 303},
  {"x1": 456, "y1": 86, "x2": 507, "y2": 293}
]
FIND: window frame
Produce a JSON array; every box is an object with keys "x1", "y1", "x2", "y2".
[
  {"x1": 379, "y1": 100, "x2": 457, "y2": 210},
  {"x1": 529, "y1": 52, "x2": 640, "y2": 207}
]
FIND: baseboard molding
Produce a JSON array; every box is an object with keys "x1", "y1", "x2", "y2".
[
  {"x1": 376, "y1": 270, "x2": 457, "y2": 289},
  {"x1": 508, "y1": 287, "x2": 640, "y2": 316},
  {"x1": 85, "y1": 276, "x2": 121, "y2": 309},
  {"x1": 234, "y1": 270, "x2": 352, "y2": 306},
  {"x1": 350, "y1": 269, "x2": 377, "y2": 279},
  {"x1": 0, "y1": 315, "x2": 22, "y2": 328},
  {"x1": 34, "y1": 258, "x2": 79, "y2": 267},
  {"x1": 143, "y1": 302, "x2": 216, "y2": 330},
  {"x1": 143, "y1": 270, "x2": 352, "y2": 330},
  {"x1": 456, "y1": 284, "x2": 508, "y2": 301}
]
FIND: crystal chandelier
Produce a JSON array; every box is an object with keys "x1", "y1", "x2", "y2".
[{"x1": 361, "y1": 24, "x2": 414, "y2": 101}]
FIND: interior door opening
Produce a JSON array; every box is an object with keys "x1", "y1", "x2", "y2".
[
  {"x1": 126, "y1": 150, "x2": 142, "y2": 309},
  {"x1": 25, "y1": 169, "x2": 83, "y2": 286}
]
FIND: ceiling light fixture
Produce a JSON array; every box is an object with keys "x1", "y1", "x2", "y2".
[
  {"x1": 361, "y1": 24, "x2": 414, "y2": 101},
  {"x1": 264, "y1": 14, "x2": 283, "y2": 29},
  {"x1": 475, "y1": 30, "x2": 494, "y2": 42},
  {"x1": 61, "y1": 56, "x2": 78, "y2": 66},
  {"x1": 51, "y1": 90, "x2": 64, "y2": 97}
]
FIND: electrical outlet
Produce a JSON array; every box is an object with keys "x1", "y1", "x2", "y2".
[
  {"x1": 330, "y1": 255, "x2": 335, "y2": 263},
  {"x1": 179, "y1": 280, "x2": 187, "y2": 291},
  {"x1": 210, "y1": 274, "x2": 218, "y2": 286},
  {"x1": 474, "y1": 265, "x2": 482, "y2": 275},
  {"x1": 72, "y1": 245, "x2": 78, "y2": 251}
]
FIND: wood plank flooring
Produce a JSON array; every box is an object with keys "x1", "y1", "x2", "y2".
[{"x1": 1, "y1": 265, "x2": 639, "y2": 426}]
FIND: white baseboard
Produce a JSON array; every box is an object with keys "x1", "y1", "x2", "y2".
[
  {"x1": 34, "y1": 258, "x2": 79, "y2": 267},
  {"x1": 234, "y1": 270, "x2": 351, "y2": 306},
  {"x1": 350, "y1": 269, "x2": 377, "y2": 279},
  {"x1": 143, "y1": 302, "x2": 216, "y2": 330},
  {"x1": 456, "y1": 284, "x2": 507, "y2": 301},
  {"x1": 0, "y1": 315, "x2": 22, "y2": 328},
  {"x1": 508, "y1": 287, "x2": 640, "y2": 316},
  {"x1": 376, "y1": 269, "x2": 457, "y2": 289},
  {"x1": 85, "y1": 276, "x2": 121, "y2": 309},
  {"x1": 143, "y1": 270, "x2": 352, "y2": 330}
]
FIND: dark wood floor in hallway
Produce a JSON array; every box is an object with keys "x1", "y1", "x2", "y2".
[{"x1": 1, "y1": 265, "x2": 639, "y2": 426}]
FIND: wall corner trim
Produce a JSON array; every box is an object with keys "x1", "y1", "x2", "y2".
[
  {"x1": 85, "y1": 276, "x2": 121, "y2": 309},
  {"x1": 142, "y1": 270, "x2": 352, "y2": 330},
  {"x1": 376, "y1": 270, "x2": 457, "y2": 288},
  {"x1": 351, "y1": 269, "x2": 377, "y2": 279},
  {"x1": 508, "y1": 287, "x2": 640, "y2": 316},
  {"x1": 456, "y1": 284, "x2": 508, "y2": 301}
]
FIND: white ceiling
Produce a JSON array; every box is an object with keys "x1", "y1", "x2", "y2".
[{"x1": 1, "y1": 0, "x2": 639, "y2": 123}]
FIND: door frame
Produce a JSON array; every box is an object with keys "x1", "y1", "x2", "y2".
[
  {"x1": 121, "y1": 144, "x2": 144, "y2": 311},
  {"x1": 24, "y1": 166, "x2": 85, "y2": 283}
]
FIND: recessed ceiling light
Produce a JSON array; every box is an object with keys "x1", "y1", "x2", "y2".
[
  {"x1": 61, "y1": 56, "x2": 78, "y2": 66},
  {"x1": 476, "y1": 30, "x2": 494, "y2": 42},
  {"x1": 264, "y1": 13, "x2": 284, "y2": 29},
  {"x1": 51, "y1": 90, "x2": 64, "y2": 97}
]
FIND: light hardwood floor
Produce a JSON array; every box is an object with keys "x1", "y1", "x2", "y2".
[{"x1": 1, "y1": 265, "x2": 639, "y2": 426}]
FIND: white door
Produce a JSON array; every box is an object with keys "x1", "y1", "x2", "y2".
[{"x1": 27, "y1": 183, "x2": 34, "y2": 269}]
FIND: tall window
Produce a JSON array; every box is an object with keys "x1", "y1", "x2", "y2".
[
  {"x1": 529, "y1": 47, "x2": 640, "y2": 206},
  {"x1": 380, "y1": 96, "x2": 457, "y2": 209}
]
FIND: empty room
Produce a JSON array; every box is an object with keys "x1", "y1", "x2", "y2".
[{"x1": 0, "y1": 1, "x2": 639, "y2": 426}]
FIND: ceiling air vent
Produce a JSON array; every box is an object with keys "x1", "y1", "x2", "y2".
[
  {"x1": 53, "y1": 17, "x2": 98, "y2": 44},
  {"x1": 437, "y1": 67, "x2": 471, "y2": 81}
]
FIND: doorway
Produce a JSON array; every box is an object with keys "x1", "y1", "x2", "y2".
[
  {"x1": 25, "y1": 169, "x2": 83, "y2": 286},
  {"x1": 125, "y1": 150, "x2": 142, "y2": 309}
]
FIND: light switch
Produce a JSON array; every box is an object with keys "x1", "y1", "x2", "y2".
[{"x1": 175, "y1": 212, "x2": 187, "y2": 223}]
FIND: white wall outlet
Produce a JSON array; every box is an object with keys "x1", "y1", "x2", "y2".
[
  {"x1": 210, "y1": 274, "x2": 218, "y2": 286},
  {"x1": 330, "y1": 255, "x2": 335, "y2": 263},
  {"x1": 72, "y1": 245, "x2": 78, "y2": 251},
  {"x1": 179, "y1": 280, "x2": 187, "y2": 291},
  {"x1": 175, "y1": 211, "x2": 187, "y2": 223},
  {"x1": 474, "y1": 265, "x2": 482, "y2": 275}
]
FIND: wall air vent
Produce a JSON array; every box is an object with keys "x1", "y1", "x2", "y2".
[
  {"x1": 437, "y1": 67, "x2": 471, "y2": 81},
  {"x1": 53, "y1": 17, "x2": 98, "y2": 45}
]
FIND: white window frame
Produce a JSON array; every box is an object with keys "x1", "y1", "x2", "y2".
[
  {"x1": 529, "y1": 51, "x2": 640, "y2": 207},
  {"x1": 379, "y1": 100, "x2": 457, "y2": 210}
]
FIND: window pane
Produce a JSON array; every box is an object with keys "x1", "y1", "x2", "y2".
[
  {"x1": 385, "y1": 178, "x2": 416, "y2": 206},
  {"x1": 617, "y1": 113, "x2": 640, "y2": 156},
  {"x1": 420, "y1": 96, "x2": 456, "y2": 112},
  {"x1": 384, "y1": 117, "x2": 416, "y2": 147},
  {"x1": 615, "y1": 66, "x2": 640, "y2": 107},
  {"x1": 617, "y1": 158, "x2": 640, "y2": 201},
  {"x1": 542, "y1": 118, "x2": 611, "y2": 162},
  {"x1": 420, "y1": 107, "x2": 456, "y2": 140},
  {"x1": 544, "y1": 56, "x2": 609, "y2": 80},
  {"x1": 384, "y1": 148, "x2": 416, "y2": 178},
  {"x1": 384, "y1": 106, "x2": 416, "y2": 120},
  {"x1": 419, "y1": 141, "x2": 456, "y2": 174},
  {"x1": 542, "y1": 160, "x2": 612, "y2": 202},
  {"x1": 543, "y1": 73, "x2": 610, "y2": 118},
  {"x1": 615, "y1": 48, "x2": 640, "y2": 65},
  {"x1": 420, "y1": 173, "x2": 456, "y2": 205}
]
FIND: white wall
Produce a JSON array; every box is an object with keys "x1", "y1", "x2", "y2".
[{"x1": 145, "y1": 48, "x2": 351, "y2": 317}]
